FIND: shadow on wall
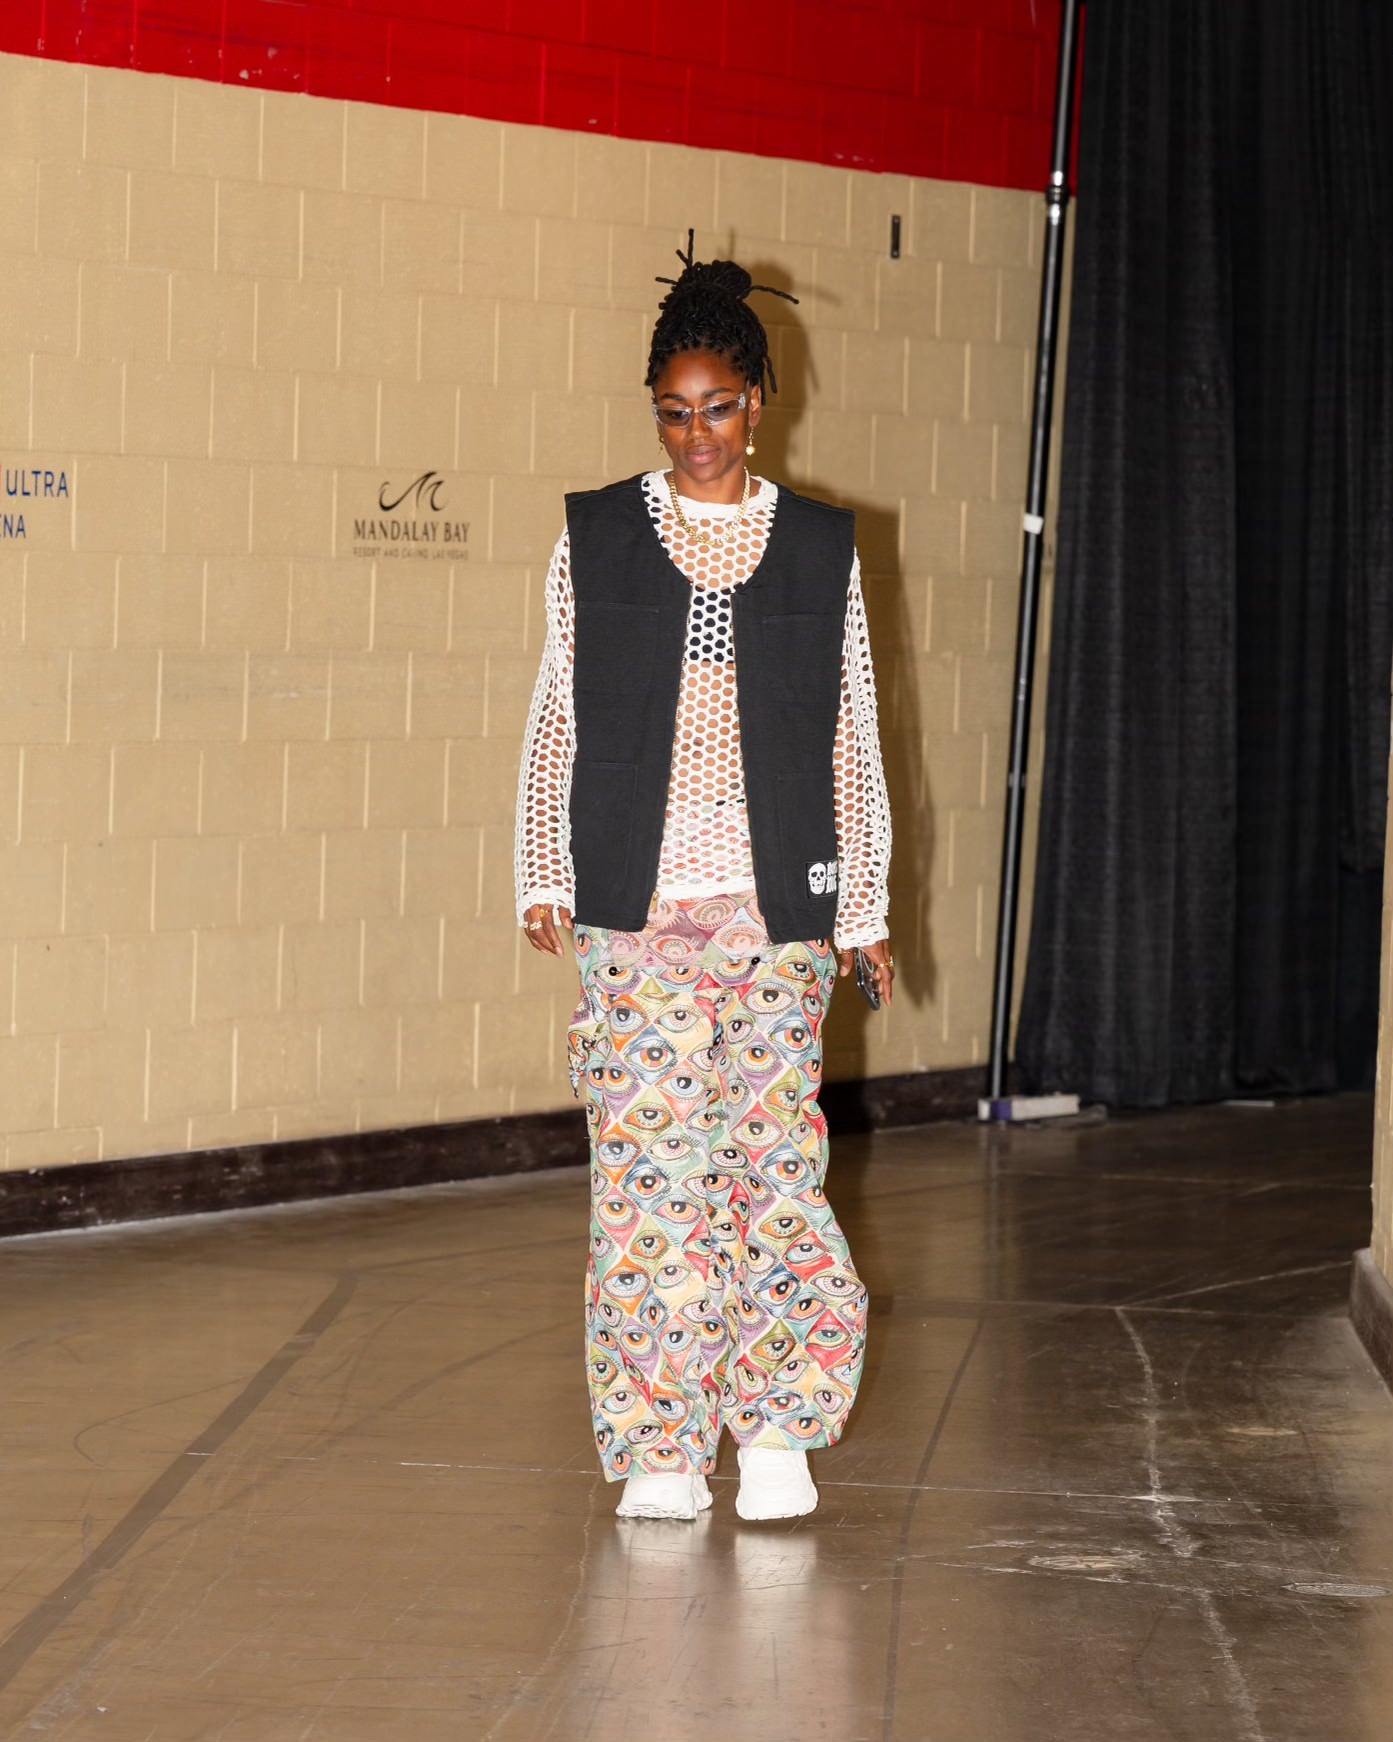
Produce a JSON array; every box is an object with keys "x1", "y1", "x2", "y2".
[{"x1": 748, "y1": 256, "x2": 936, "y2": 1090}]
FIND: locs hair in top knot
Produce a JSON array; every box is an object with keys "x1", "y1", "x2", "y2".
[{"x1": 645, "y1": 229, "x2": 799, "y2": 396}]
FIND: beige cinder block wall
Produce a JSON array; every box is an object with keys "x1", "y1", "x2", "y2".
[{"x1": 0, "y1": 50, "x2": 1046, "y2": 1172}]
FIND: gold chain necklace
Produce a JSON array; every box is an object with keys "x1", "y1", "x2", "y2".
[{"x1": 666, "y1": 468, "x2": 752, "y2": 549}]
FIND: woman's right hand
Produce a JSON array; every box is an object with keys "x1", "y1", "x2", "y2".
[{"x1": 522, "y1": 903, "x2": 573, "y2": 957}]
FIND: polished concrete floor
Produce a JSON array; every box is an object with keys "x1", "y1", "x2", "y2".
[{"x1": 1, "y1": 1096, "x2": 1390, "y2": 1741}]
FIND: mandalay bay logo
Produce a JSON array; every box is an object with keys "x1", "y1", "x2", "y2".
[{"x1": 351, "y1": 471, "x2": 469, "y2": 561}]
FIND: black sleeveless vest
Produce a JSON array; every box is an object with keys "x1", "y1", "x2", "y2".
[{"x1": 565, "y1": 474, "x2": 854, "y2": 944}]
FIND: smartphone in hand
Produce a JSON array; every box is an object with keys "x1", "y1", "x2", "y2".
[{"x1": 853, "y1": 947, "x2": 881, "y2": 1010}]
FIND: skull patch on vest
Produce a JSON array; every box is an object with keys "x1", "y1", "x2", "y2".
[{"x1": 806, "y1": 859, "x2": 838, "y2": 896}]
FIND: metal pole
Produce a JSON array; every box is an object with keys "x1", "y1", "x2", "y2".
[{"x1": 986, "y1": 0, "x2": 1085, "y2": 1103}]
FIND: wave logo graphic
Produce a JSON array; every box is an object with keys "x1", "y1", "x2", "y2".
[
  {"x1": 379, "y1": 471, "x2": 446, "y2": 514},
  {"x1": 352, "y1": 468, "x2": 468, "y2": 559}
]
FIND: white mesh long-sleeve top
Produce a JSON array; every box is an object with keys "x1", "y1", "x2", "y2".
[{"x1": 515, "y1": 472, "x2": 891, "y2": 949}]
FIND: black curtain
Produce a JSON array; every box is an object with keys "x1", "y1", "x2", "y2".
[{"x1": 1016, "y1": 0, "x2": 1393, "y2": 1107}]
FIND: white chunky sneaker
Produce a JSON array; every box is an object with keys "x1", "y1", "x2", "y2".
[
  {"x1": 615, "y1": 1471, "x2": 713, "y2": 1520},
  {"x1": 736, "y1": 1447, "x2": 818, "y2": 1521}
]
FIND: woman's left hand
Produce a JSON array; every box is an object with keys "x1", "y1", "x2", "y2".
[{"x1": 836, "y1": 938, "x2": 894, "y2": 1006}]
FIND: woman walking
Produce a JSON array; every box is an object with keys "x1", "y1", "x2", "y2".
[{"x1": 515, "y1": 235, "x2": 893, "y2": 1521}]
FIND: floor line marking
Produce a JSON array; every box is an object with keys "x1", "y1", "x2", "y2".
[
  {"x1": 880, "y1": 1316, "x2": 984, "y2": 1742},
  {"x1": 0, "y1": 1275, "x2": 358, "y2": 1696},
  {"x1": 1116, "y1": 1307, "x2": 1267, "y2": 1742}
]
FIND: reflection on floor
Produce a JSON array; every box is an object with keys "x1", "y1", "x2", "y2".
[{"x1": 0, "y1": 1095, "x2": 1389, "y2": 1740}]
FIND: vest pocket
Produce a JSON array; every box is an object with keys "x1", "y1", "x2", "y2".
[
  {"x1": 571, "y1": 759, "x2": 638, "y2": 893},
  {"x1": 775, "y1": 771, "x2": 840, "y2": 916},
  {"x1": 762, "y1": 611, "x2": 844, "y2": 741}
]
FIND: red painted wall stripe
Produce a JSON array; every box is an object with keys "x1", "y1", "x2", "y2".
[{"x1": 2, "y1": 0, "x2": 1064, "y2": 192}]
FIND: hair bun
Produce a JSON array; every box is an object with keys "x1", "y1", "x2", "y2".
[
  {"x1": 690, "y1": 259, "x2": 753, "y2": 300},
  {"x1": 646, "y1": 230, "x2": 798, "y2": 398}
]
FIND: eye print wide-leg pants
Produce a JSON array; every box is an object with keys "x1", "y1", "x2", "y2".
[{"x1": 569, "y1": 893, "x2": 868, "y2": 1482}]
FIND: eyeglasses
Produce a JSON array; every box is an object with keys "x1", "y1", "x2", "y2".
[{"x1": 651, "y1": 392, "x2": 748, "y2": 430}]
